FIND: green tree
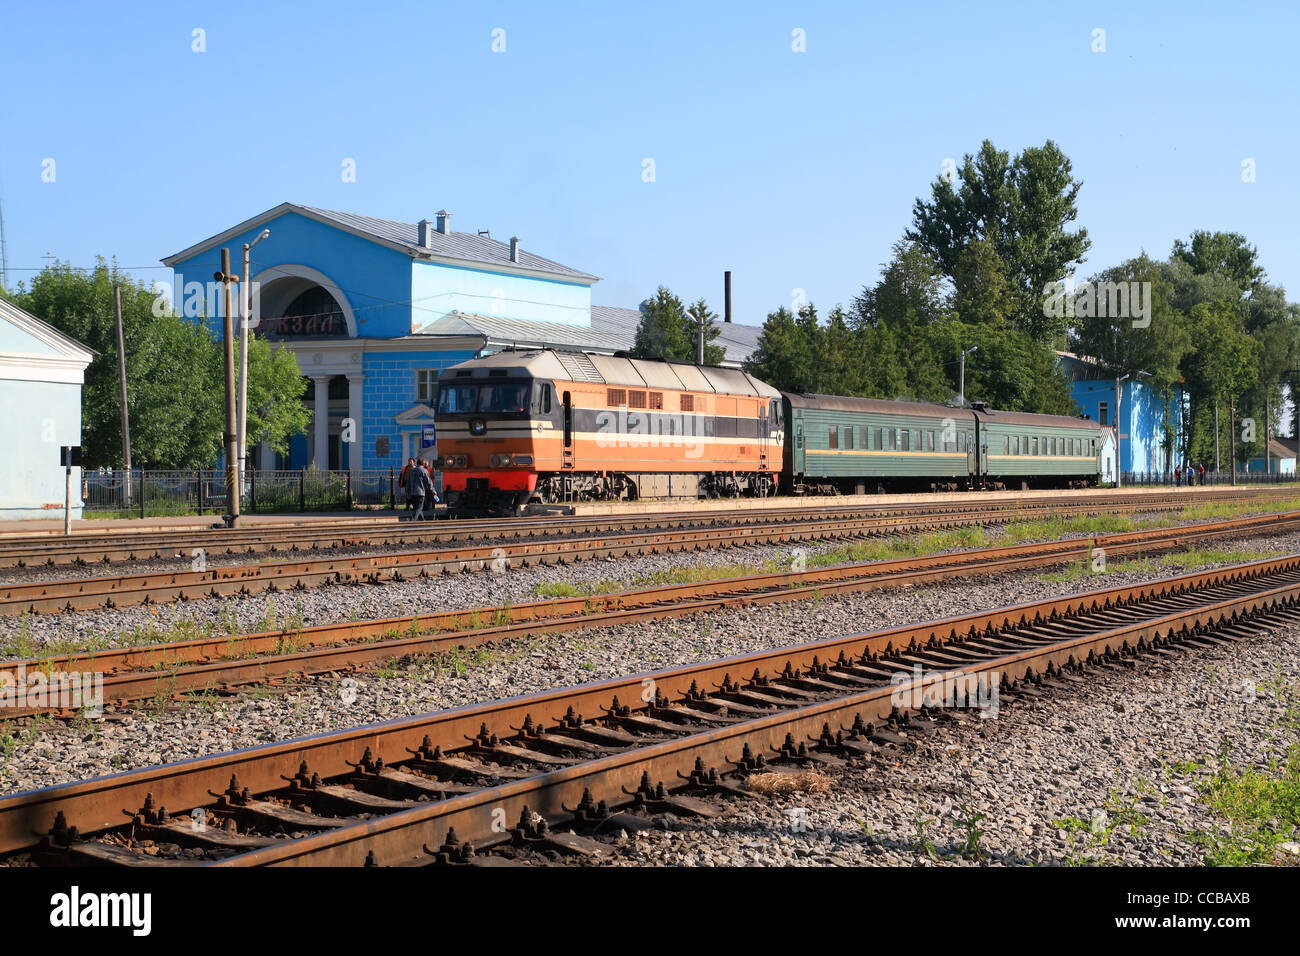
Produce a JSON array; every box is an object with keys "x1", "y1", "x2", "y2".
[
  {"x1": 632, "y1": 287, "x2": 723, "y2": 365},
  {"x1": 1171, "y1": 230, "x2": 1264, "y2": 295},
  {"x1": 744, "y1": 305, "x2": 815, "y2": 392},
  {"x1": 907, "y1": 139, "x2": 1090, "y2": 343},
  {"x1": 6, "y1": 259, "x2": 309, "y2": 467}
]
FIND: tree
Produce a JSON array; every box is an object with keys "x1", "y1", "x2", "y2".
[
  {"x1": 744, "y1": 306, "x2": 815, "y2": 393},
  {"x1": 632, "y1": 287, "x2": 724, "y2": 365},
  {"x1": 5, "y1": 259, "x2": 309, "y2": 467},
  {"x1": 1171, "y1": 231, "x2": 1264, "y2": 295},
  {"x1": 907, "y1": 139, "x2": 1090, "y2": 343}
]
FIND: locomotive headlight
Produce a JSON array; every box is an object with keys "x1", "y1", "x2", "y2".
[
  {"x1": 489, "y1": 454, "x2": 500, "y2": 468},
  {"x1": 500, "y1": 453, "x2": 512, "y2": 466},
  {"x1": 455, "y1": 455, "x2": 467, "y2": 468}
]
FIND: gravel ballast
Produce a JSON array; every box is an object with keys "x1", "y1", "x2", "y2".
[{"x1": 0, "y1": 530, "x2": 1297, "y2": 867}]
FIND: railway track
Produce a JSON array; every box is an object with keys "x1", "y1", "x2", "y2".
[
  {"x1": 2, "y1": 493, "x2": 1294, "y2": 617},
  {"x1": 3, "y1": 553, "x2": 1299, "y2": 866},
  {"x1": 0, "y1": 487, "x2": 1290, "y2": 569},
  {"x1": 5, "y1": 509, "x2": 1299, "y2": 716}
]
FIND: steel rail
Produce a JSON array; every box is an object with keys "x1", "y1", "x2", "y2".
[
  {"x1": 4, "y1": 508, "x2": 1299, "y2": 716},
  {"x1": 3, "y1": 493, "x2": 1294, "y2": 617},
  {"x1": 1, "y1": 487, "x2": 1290, "y2": 569},
  {"x1": 4, "y1": 554, "x2": 1298, "y2": 862}
]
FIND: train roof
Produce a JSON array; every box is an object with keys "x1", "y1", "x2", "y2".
[
  {"x1": 785, "y1": 393, "x2": 967, "y2": 420},
  {"x1": 971, "y1": 406, "x2": 1103, "y2": 431},
  {"x1": 439, "y1": 349, "x2": 782, "y2": 398},
  {"x1": 786, "y1": 392, "x2": 1102, "y2": 431}
]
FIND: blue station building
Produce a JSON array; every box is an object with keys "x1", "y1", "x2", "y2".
[{"x1": 163, "y1": 204, "x2": 760, "y2": 477}]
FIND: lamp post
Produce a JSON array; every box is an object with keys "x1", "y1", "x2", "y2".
[
  {"x1": 239, "y1": 229, "x2": 270, "y2": 493},
  {"x1": 957, "y1": 346, "x2": 978, "y2": 407},
  {"x1": 1115, "y1": 373, "x2": 1131, "y2": 489}
]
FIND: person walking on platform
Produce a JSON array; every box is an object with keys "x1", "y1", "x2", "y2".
[
  {"x1": 400, "y1": 458, "x2": 416, "y2": 512},
  {"x1": 405, "y1": 458, "x2": 433, "y2": 521}
]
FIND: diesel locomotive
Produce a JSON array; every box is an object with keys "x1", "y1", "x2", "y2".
[{"x1": 432, "y1": 348, "x2": 1103, "y2": 514}]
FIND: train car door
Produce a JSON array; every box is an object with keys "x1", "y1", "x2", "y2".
[
  {"x1": 758, "y1": 402, "x2": 769, "y2": 470},
  {"x1": 966, "y1": 429, "x2": 978, "y2": 479},
  {"x1": 562, "y1": 392, "x2": 574, "y2": 470}
]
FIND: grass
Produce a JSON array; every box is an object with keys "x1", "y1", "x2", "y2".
[{"x1": 745, "y1": 770, "x2": 831, "y2": 795}]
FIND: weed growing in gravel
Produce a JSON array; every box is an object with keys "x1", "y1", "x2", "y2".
[
  {"x1": 2, "y1": 612, "x2": 36, "y2": 658},
  {"x1": 953, "y1": 802, "x2": 987, "y2": 861},
  {"x1": 258, "y1": 597, "x2": 278, "y2": 632},
  {"x1": 911, "y1": 814, "x2": 940, "y2": 862}
]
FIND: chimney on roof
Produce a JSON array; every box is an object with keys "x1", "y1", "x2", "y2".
[
  {"x1": 435, "y1": 210, "x2": 451, "y2": 235},
  {"x1": 724, "y1": 271, "x2": 732, "y2": 323},
  {"x1": 417, "y1": 219, "x2": 434, "y2": 248},
  {"x1": 509, "y1": 236, "x2": 520, "y2": 263}
]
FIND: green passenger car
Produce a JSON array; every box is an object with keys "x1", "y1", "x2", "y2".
[{"x1": 782, "y1": 393, "x2": 1101, "y2": 493}]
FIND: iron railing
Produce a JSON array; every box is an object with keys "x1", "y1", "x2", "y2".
[
  {"x1": 1118, "y1": 469, "x2": 1298, "y2": 487},
  {"x1": 80, "y1": 468, "x2": 423, "y2": 516}
]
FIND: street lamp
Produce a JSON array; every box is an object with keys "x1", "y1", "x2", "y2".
[
  {"x1": 957, "y1": 346, "x2": 978, "y2": 407},
  {"x1": 1115, "y1": 373, "x2": 1130, "y2": 489},
  {"x1": 239, "y1": 229, "x2": 270, "y2": 493}
]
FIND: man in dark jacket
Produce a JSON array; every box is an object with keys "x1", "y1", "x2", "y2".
[
  {"x1": 399, "y1": 458, "x2": 416, "y2": 511},
  {"x1": 404, "y1": 458, "x2": 433, "y2": 520}
]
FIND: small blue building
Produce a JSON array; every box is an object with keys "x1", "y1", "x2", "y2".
[
  {"x1": 163, "y1": 204, "x2": 760, "y2": 474},
  {"x1": 1246, "y1": 437, "x2": 1297, "y2": 474},
  {"x1": 0, "y1": 297, "x2": 95, "y2": 519},
  {"x1": 1057, "y1": 351, "x2": 1188, "y2": 477}
]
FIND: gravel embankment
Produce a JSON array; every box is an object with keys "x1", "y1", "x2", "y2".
[
  {"x1": 1, "y1": 530, "x2": 1296, "y2": 824},
  {"x1": 589, "y1": 621, "x2": 1299, "y2": 866}
]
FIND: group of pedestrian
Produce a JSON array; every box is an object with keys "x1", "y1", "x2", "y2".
[
  {"x1": 1174, "y1": 462, "x2": 1208, "y2": 487},
  {"x1": 399, "y1": 456, "x2": 439, "y2": 520}
]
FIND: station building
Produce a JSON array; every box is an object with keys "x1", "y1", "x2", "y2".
[
  {"x1": 1057, "y1": 351, "x2": 1188, "y2": 478},
  {"x1": 163, "y1": 204, "x2": 760, "y2": 475},
  {"x1": 0, "y1": 297, "x2": 94, "y2": 519}
]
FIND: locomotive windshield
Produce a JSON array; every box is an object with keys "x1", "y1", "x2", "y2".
[{"x1": 437, "y1": 381, "x2": 530, "y2": 415}]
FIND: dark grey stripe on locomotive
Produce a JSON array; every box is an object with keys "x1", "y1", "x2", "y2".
[{"x1": 439, "y1": 409, "x2": 770, "y2": 440}]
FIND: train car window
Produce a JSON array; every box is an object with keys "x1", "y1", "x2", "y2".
[
  {"x1": 829, "y1": 425, "x2": 839, "y2": 450},
  {"x1": 649, "y1": 391, "x2": 663, "y2": 410},
  {"x1": 680, "y1": 394, "x2": 694, "y2": 412},
  {"x1": 884, "y1": 429, "x2": 894, "y2": 451},
  {"x1": 927, "y1": 431, "x2": 935, "y2": 452},
  {"x1": 1031, "y1": 437, "x2": 1039, "y2": 455},
  {"x1": 1047, "y1": 438, "x2": 1054, "y2": 455},
  {"x1": 866, "y1": 427, "x2": 873, "y2": 450},
  {"x1": 629, "y1": 391, "x2": 647, "y2": 409},
  {"x1": 844, "y1": 427, "x2": 854, "y2": 450},
  {"x1": 608, "y1": 388, "x2": 627, "y2": 407},
  {"x1": 875, "y1": 427, "x2": 883, "y2": 450},
  {"x1": 910, "y1": 430, "x2": 920, "y2": 451},
  {"x1": 1002, "y1": 435, "x2": 1009, "y2": 454},
  {"x1": 900, "y1": 430, "x2": 909, "y2": 452}
]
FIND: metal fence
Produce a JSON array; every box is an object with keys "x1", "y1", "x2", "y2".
[
  {"x1": 81, "y1": 468, "x2": 408, "y2": 516},
  {"x1": 1118, "y1": 470, "x2": 1299, "y2": 487}
]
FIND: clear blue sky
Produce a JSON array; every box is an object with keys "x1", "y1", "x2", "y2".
[{"x1": 2, "y1": 0, "x2": 1298, "y2": 324}]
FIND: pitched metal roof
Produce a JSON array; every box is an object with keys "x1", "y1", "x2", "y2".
[
  {"x1": 162, "y1": 202, "x2": 599, "y2": 282},
  {"x1": 0, "y1": 295, "x2": 97, "y2": 360},
  {"x1": 590, "y1": 305, "x2": 763, "y2": 367},
  {"x1": 415, "y1": 308, "x2": 764, "y2": 369}
]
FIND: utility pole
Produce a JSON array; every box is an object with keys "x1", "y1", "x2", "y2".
[
  {"x1": 1229, "y1": 398, "x2": 1237, "y2": 486},
  {"x1": 1115, "y1": 373, "x2": 1130, "y2": 489},
  {"x1": 958, "y1": 346, "x2": 978, "y2": 408},
  {"x1": 216, "y1": 249, "x2": 241, "y2": 525},
  {"x1": 1214, "y1": 402, "x2": 1220, "y2": 472},
  {"x1": 113, "y1": 284, "x2": 132, "y2": 503},
  {"x1": 1266, "y1": 392, "x2": 1272, "y2": 475},
  {"x1": 696, "y1": 308, "x2": 704, "y2": 365},
  {"x1": 239, "y1": 229, "x2": 270, "y2": 492}
]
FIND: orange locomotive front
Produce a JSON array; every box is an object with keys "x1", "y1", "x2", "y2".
[{"x1": 435, "y1": 349, "x2": 784, "y2": 515}]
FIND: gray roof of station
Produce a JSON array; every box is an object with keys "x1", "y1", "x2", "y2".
[
  {"x1": 416, "y1": 307, "x2": 763, "y2": 369},
  {"x1": 162, "y1": 202, "x2": 599, "y2": 282}
]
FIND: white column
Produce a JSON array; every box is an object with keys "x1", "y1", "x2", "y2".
[
  {"x1": 312, "y1": 375, "x2": 331, "y2": 469},
  {"x1": 346, "y1": 373, "x2": 365, "y2": 478}
]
